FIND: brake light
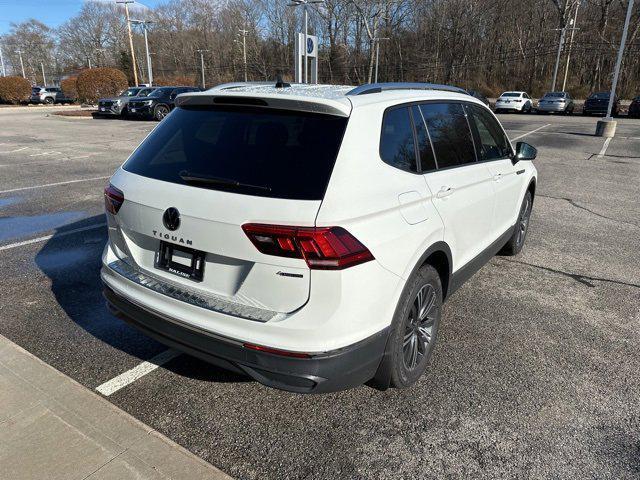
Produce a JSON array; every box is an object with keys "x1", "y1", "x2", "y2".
[
  {"x1": 243, "y1": 343, "x2": 311, "y2": 359},
  {"x1": 104, "y1": 184, "x2": 124, "y2": 214},
  {"x1": 242, "y1": 223, "x2": 374, "y2": 270}
]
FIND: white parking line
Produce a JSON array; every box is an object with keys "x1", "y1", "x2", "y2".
[
  {"x1": 510, "y1": 124, "x2": 551, "y2": 141},
  {"x1": 29, "y1": 151, "x2": 61, "y2": 157},
  {"x1": 0, "y1": 222, "x2": 106, "y2": 252},
  {"x1": 95, "y1": 349, "x2": 182, "y2": 396},
  {"x1": 0, "y1": 146, "x2": 29, "y2": 154},
  {"x1": 0, "y1": 175, "x2": 110, "y2": 194},
  {"x1": 597, "y1": 137, "x2": 612, "y2": 158}
]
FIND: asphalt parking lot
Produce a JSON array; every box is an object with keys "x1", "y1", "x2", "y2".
[{"x1": 1, "y1": 107, "x2": 639, "y2": 479}]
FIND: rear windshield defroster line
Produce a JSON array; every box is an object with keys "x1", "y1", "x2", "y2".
[{"x1": 123, "y1": 106, "x2": 349, "y2": 201}]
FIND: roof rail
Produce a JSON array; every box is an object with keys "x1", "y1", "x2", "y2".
[
  {"x1": 346, "y1": 82, "x2": 468, "y2": 96},
  {"x1": 207, "y1": 81, "x2": 274, "y2": 91}
]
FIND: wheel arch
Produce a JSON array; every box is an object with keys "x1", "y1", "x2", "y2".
[{"x1": 527, "y1": 177, "x2": 536, "y2": 204}]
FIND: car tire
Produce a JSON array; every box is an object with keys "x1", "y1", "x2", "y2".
[
  {"x1": 44, "y1": 97, "x2": 54, "y2": 105},
  {"x1": 501, "y1": 190, "x2": 532, "y2": 256},
  {"x1": 154, "y1": 104, "x2": 170, "y2": 121},
  {"x1": 388, "y1": 264, "x2": 442, "y2": 389}
]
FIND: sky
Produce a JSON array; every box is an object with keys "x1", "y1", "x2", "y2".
[{"x1": 0, "y1": 0, "x2": 162, "y2": 34}]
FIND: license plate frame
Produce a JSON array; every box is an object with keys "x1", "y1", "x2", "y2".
[{"x1": 154, "y1": 241, "x2": 205, "y2": 282}]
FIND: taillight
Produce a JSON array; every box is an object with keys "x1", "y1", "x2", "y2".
[
  {"x1": 242, "y1": 223, "x2": 374, "y2": 270},
  {"x1": 104, "y1": 184, "x2": 124, "y2": 214}
]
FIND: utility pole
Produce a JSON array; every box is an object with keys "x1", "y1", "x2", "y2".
[
  {"x1": 238, "y1": 28, "x2": 248, "y2": 82},
  {"x1": 0, "y1": 45, "x2": 6, "y2": 77},
  {"x1": 131, "y1": 20, "x2": 153, "y2": 86},
  {"x1": 373, "y1": 37, "x2": 389, "y2": 83},
  {"x1": 606, "y1": 0, "x2": 634, "y2": 120},
  {"x1": 16, "y1": 50, "x2": 25, "y2": 78},
  {"x1": 40, "y1": 62, "x2": 47, "y2": 86},
  {"x1": 550, "y1": 26, "x2": 567, "y2": 92},
  {"x1": 561, "y1": 2, "x2": 580, "y2": 92},
  {"x1": 117, "y1": 0, "x2": 139, "y2": 86},
  {"x1": 288, "y1": 0, "x2": 323, "y2": 84},
  {"x1": 196, "y1": 49, "x2": 209, "y2": 89}
]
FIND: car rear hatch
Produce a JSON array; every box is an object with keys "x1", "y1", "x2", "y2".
[{"x1": 106, "y1": 95, "x2": 351, "y2": 316}]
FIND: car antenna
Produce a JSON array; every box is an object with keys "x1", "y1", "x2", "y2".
[{"x1": 275, "y1": 73, "x2": 290, "y2": 89}]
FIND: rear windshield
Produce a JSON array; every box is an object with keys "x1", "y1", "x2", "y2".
[
  {"x1": 501, "y1": 92, "x2": 521, "y2": 97},
  {"x1": 544, "y1": 92, "x2": 565, "y2": 98},
  {"x1": 123, "y1": 106, "x2": 348, "y2": 200},
  {"x1": 591, "y1": 92, "x2": 610, "y2": 99}
]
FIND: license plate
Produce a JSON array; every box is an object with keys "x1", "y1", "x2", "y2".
[
  {"x1": 130, "y1": 108, "x2": 136, "y2": 112},
  {"x1": 155, "y1": 241, "x2": 205, "y2": 282}
]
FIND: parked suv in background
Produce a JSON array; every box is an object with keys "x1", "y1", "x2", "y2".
[
  {"x1": 537, "y1": 91, "x2": 574, "y2": 114},
  {"x1": 97, "y1": 87, "x2": 154, "y2": 117},
  {"x1": 583, "y1": 92, "x2": 619, "y2": 116},
  {"x1": 102, "y1": 82, "x2": 537, "y2": 393},
  {"x1": 494, "y1": 91, "x2": 533, "y2": 113},
  {"x1": 30, "y1": 86, "x2": 73, "y2": 104},
  {"x1": 127, "y1": 86, "x2": 200, "y2": 121},
  {"x1": 628, "y1": 96, "x2": 640, "y2": 118}
]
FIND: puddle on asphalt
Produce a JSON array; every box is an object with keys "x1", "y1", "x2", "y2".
[{"x1": 0, "y1": 211, "x2": 87, "y2": 242}]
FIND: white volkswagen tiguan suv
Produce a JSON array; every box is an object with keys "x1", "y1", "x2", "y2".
[{"x1": 101, "y1": 82, "x2": 537, "y2": 393}]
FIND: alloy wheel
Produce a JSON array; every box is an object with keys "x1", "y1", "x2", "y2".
[
  {"x1": 516, "y1": 195, "x2": 531, "y2": 247},
  {"x1": 402, "y1": 284, "x2": 437, "y2": 371},
  {"x1": 156, "y1": 106, "x2": 169, "y2": 120}
]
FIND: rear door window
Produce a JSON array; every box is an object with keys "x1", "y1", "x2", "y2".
[
  {"x1": 379, "y1": 106, "x2": 418, "y2": 173},
  {"x1": 123, "y1": 106, "x2": 348, "y2": 200},
  {"x1": 466, "y1": 104, "x2": 512, "y2": 161},
  {"x1": 419, "y1": 103, "x2": 476, "y2": 169}
]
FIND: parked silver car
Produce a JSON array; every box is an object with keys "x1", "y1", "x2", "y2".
[
  {"x1": 537, "y1": 92, "x2": 574, "y2": 114},
  {"x1": 97, "y1": 87, "x2": 156, "y2": 117},
  {"x1": 30, "y1": 86, "x2": 73, "y2": 105}
]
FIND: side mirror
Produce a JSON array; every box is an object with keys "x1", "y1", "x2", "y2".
[{"x1": 513, "y1": 141, "x2": 537, "y2": 163}]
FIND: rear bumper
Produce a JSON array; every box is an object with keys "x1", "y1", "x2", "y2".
[
  {"x1": 495, "y1": 103, "x2": 522, "y2": 111},
  {"x1": 537, "y1": 104, "x2": 567, "y2": 112},
  {"x1": 103, "y1": 284, "x2": 389, "y2": 393}
]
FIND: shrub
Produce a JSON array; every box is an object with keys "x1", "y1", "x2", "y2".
[
  {"x1": 0, "y1": 76, "x2": 31, "y2": 104},
  {"x1": 60, "y1": 77, "x2": 78, "y2": 100},
  {"x1": 76, "y1": 67, "x2": 128, "y2": 103}
]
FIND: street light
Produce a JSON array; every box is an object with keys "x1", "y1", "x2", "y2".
[
  {"x1": 288, "y1": 0, "x2": 324, "y2": 84},
  {"x1": 116, "y1": 0, "x2": 139, "y2": 86},
  {"x1": 131, "y1": 19, "x2": 154, "y2": 86},
  {"x1": 237, "y1": 28, "x2": 248, "y2": 82},
  {"x1": 596, "y1": 0, "x2": 635, "y2": 137},
  {"x1": 196, "y1": 49, "x2": 209, "y2": 89}
]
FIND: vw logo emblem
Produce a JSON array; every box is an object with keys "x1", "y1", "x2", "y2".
[
  {"x1": 163, "y1": 207, "x2": 180, "y2": 231},
  {"x1": 307, "y1": 37, "x2": 314, "y2": 54}
]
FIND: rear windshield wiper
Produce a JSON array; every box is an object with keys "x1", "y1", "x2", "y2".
[{"x1": 178, "y1": 171, "x2": 271, "y2": 192}]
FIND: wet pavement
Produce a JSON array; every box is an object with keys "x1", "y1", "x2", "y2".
[{"x1": 0, "y1": 108, "x2": 639, "y2": 479}]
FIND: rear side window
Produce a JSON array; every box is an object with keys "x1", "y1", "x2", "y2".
[
  {"x1": 467, "y1": 105, "x2": 512, "y2": 161},
  {"x1": 123, "y1": 106, "x2": 348, "y2": 200},
  {"x1": 379, "y1": 106, "x2": 417, "y2": 173},
  {"x1": 419, "y1": 103, "x2": 476, "y2": 169}
]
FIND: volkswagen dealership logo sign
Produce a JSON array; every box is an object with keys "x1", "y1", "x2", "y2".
[
  {"x1": 307, "y1": 37, "x2": 314, "y2": 54},
  {"x1": 163, "y1": 207, "x2": 181, "y2": 231}
]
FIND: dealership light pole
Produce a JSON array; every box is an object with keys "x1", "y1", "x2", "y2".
[
  {"x1": 131, "y1": 19, "x2": 153, "y2": 86},
  {"x1": 596, "y1": 0, "x2": 635, "y2": 137},
  {"x1": 373, "y1": 37, "x2": 389, "y2": 83},
  {"x1": 196, "y1": 49, "x2": 208, "y2": 89},
  {"x1": 288, "y1": 0, "x2": 323, "y2": 84},
  {"x1": 40, "y1": 62, "x2": 46, "y2": 86},
  {"x1": 16, "y1": 50, "x2": 25, "y2": 78},
  {"x1": 0, "y1": 45, "x2": 6, "y2": 77},
  {"x1": 117, "y1": 0, "x2": 139, "y2": 86}
]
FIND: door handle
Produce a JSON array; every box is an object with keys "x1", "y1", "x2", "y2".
[
  {"x1": 436, "y1": 186, "x2": 455, "y2": 199},
  {"x1": 493, "y1": 173, "x2": 503, "y2": 182}
]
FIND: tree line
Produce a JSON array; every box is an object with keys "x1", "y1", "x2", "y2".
[{"x1": 1, "y1": 0, "x2": 639, "y2": 99}]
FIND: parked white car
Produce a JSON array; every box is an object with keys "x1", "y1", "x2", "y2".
[
  {"x1": 495, "y1": 91, "x2": 533, "y2": 113},
  {"x1": 101, "y1": 82, "x2": 538, "y2": 393}
]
